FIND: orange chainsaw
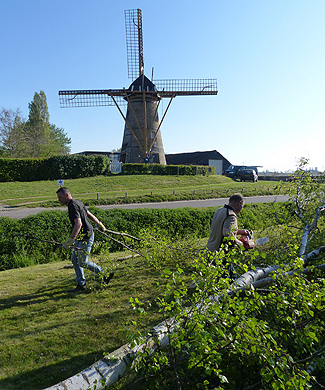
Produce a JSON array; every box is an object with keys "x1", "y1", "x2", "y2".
[{"x1": 239, "y1": 230, "x2": 269, "y2": 250}]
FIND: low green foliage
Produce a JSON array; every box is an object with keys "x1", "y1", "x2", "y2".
[
  {"x1": 0, "y1": 155, "x2": 109, "y2": 182},
  {"x1": 121, "y1": 163, "x2": 214, "y2": 175},
  {"x1": 0, "y1": 203, "x2": 290, "y2": 271}
]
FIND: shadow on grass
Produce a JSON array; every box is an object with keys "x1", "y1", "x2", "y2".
[
  {"x1": 0, "y1": 284, "x2": 79, "y2": 310},
  {"x1": 0, "y1": 351, "x2": 106, "y2": 390}
]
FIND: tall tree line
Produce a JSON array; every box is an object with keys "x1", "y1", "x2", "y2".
[{"x1": 0, "y1": 91, "x2": 71, "y2": 157}]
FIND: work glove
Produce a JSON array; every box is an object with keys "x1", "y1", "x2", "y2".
[
  {"x1": 97, "y1": 222, "x2": 106, "y2": 232},
  {"x1": 62, "y1": 237, "x2": 74, "y2": 249}
]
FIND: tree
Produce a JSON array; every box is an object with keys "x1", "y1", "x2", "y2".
[
  {"x1": 48, "y1": 124, "x2": 71, "y2": 155},
  {"x1": 104, "y1": 163, "x2": 324, "y2": 390},
  {"x1": 0, "y1": 108, "x2": 27, "y2": 157},
  {"x1": 25, "y1": 91, "x2": 52, "y2": 157},
  {"x1": 0, "y1": 91, "x2": 71, "y2": 157}
]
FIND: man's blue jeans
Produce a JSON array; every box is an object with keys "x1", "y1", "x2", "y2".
[{"x1": 71, "y1": 233, "x2": 102, "y2": 286}]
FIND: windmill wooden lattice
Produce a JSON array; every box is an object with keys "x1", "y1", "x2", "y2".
[{"x1": 59, "y1": 9, "x2": 218, "y2": 164}]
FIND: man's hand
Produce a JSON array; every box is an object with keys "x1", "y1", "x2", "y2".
[
  {"x1": 237, "y1": 229, "x2": 250, "y2": 236},
  {"x1": 97, "y1": 222, "x2": 106, "y2": 232},
  {"x1": 62, "y1": 237, "x2": 74, "y2": 249}
]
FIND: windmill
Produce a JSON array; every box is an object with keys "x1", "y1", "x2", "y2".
[{"x1": 59, "y1": 9, "x2": 218, "y2": 164}]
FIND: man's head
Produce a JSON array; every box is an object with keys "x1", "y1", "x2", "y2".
[
  {"x1": 228, "y1": 193, "x2": 245, "y2": 214},
  {"x1": 56, "y1": 187, "x2": 72, "y2": 205}
]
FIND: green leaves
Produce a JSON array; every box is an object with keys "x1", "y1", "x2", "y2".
[
  {"x1": 121, "y1": 226, "x2": 324, "y2": 389},
  {"x1": 0, "y1": 154, "x2": 109, "y2": 182}
]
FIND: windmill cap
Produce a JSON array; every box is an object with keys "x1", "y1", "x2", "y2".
[{"x1": 128, "y1": 74, "x2": 157, "y2": 93}]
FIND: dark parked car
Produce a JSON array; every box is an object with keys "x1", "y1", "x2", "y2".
[
  {"x1": 224, "y1": 165, "x2": 259, "y2": 180},
  {"x1": 223, "y1": 165, "x2": 243, "y2": 179},
  {"x1": 239, "y1": 169, "x2": 258, "y2": 182}
]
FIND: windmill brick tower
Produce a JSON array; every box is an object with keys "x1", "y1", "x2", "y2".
[{"x1": 59, "y1": 9, "x2": 218, "y2": 164}]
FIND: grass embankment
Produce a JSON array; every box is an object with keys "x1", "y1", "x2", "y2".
[
  {"x1": 0, "y1": 248, "x2": 188, "y2": 390},
  {"x1": 0, "y1": 175, "x2": 284, "y2": 207}
]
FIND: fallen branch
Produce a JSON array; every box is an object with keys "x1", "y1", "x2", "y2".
[
  {"x1": 98, "y1": 228, "x2": 141, "y2": 242},
  {"x1": 96, "y1": 229, "x2": 145, "y2": 258},
  {"x1": 305, "y1": 246, "x2": 325, "y2": 264},
  {"x1": 241, "y1": 264, "x2": 325, "y2": 292},
  {"x1": 13, "y1": 233, "x2": 61, "y2": 246},
  {"x1": 299, "y1": 203, "x2": 325, "y2": 259},
  {"x1": 14, "y1": 233, "x2": 89, "y2": 254},
  {"x1": 43, "y1": 263, "x2": 325, "y2": 390}
]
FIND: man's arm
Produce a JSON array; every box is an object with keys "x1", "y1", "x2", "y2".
[
  {"x1": 87, "y1": 211, "x2": 106, "y2": 231},
  {"x1": 223, "y1": 227, "x2": 244, "y2": 246},
  {"x1": 86, "y1": 210, "x2": 100, "y2": 225}
]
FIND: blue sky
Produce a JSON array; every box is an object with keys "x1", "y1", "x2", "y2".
[{"x1": 1, "y1": 0, "x2": 324, "y2": 172}]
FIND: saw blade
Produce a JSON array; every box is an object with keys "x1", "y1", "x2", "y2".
[{"x1": 255, "y1": 237, "x2": 269, "y2": 246}]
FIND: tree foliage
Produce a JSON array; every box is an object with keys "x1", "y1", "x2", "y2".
[
  {"x1": 0, "y1": 91, "x2": 71, "y2": 157},
  {"x1": 125, "y1": 256, "x2": 324, "y2": 390},
  {"x1": 115, "y1": 161, "x2": 324, "y2": 390},
  {"x1": 0, "y1": 108, "x2": 26, "y2": 157}
]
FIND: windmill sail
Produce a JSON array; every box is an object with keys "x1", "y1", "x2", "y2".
[
  {"x1": 154, "y1": 79, "x2": 218, "y2": 97},
  {"x1": 125, "y1": 9, "x2": 144, "y2": 79},
  {"x1": 59, "y1": 90, "x2": 126, "y2": 108}
]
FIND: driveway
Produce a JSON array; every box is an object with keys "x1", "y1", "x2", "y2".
[{"x1": 0, "y1": 195, "x2": 289, "y2": 220}]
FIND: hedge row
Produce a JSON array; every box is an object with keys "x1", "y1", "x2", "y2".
[
  {"x1": 0, "y1": 203, "x2": 290, "y2": 271},
  {"x1": 0, "y1": 155, "x2": 110, "y2": 182},
  {"x1": 121, "y1": 163, "x2": 214, "y2": 175},
  {"x1": 0, "y1": 157, "x2": 213, "y2": 182}
]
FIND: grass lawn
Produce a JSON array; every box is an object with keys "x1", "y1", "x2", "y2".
[
  {"x1": 0, "y1": 244, "x2": 196, "y2": 390},
  {"x1": 0, "y1": 174, "x2": 283, "y2": 207}
]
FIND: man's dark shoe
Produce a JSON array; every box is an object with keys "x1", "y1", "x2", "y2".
[
  {"x1": 68, "y1": 284, "x2": 87, "y2": 293},
  {"x1": 103, "y1": 272, "x2": 114, "y2": 285}
]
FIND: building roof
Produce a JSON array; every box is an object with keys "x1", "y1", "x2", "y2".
[
  {"x1": 75, "y1": 151, "x2": 110, "y2": 156},
  {"x1": 165, "y1": 150, "x2": 231, "y2": 167}
]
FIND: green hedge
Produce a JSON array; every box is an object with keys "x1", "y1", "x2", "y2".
[
  {"x1": 0, "y1": 158, "x2": 213, "y2": 182},
  {"x1": 121, "y1": 163, "x2": 214, "y2": 175},
  {"x1": 0, "y1": 203, "x2": 290, "y2": 271},
  {"x1": 0, "y1": 155, "x2": 110, "y2": 182}
]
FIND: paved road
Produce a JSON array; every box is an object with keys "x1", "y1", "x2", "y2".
[{"x1": 0, "y1": 195, "x2": 289, "y2": 219}]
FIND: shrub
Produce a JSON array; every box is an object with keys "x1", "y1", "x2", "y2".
[
  {"x1": 121, "y1": 163, "x2": 214, "y2": 176},
  {"x1": 0, "y1": 155, "x2": 110, "y2": 182},
  {"x1": 0, "y1": 203, "x2": 290, "y2": 271}
]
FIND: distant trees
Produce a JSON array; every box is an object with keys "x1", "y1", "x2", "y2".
[
  {"x1": 0, "y1": 108, "x2": 26, "y2": 157},
  {"x1": 0, "y1": 91, "x2": 71, "y2": 157}
]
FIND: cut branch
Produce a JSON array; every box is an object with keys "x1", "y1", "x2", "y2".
[{"x1": 299, "y1": 203, "x2": 325, "y2": 259}]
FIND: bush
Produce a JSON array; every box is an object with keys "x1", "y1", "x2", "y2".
[
  {"x1": 0, "y1": 155, "x2": 110, "y2": 182},
  {"x1": 121, "y1": 163, "x2": 214, "y2": 176},
  {"x1": 0, "y1": 203, "x2": 290, "y2": 271}
]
